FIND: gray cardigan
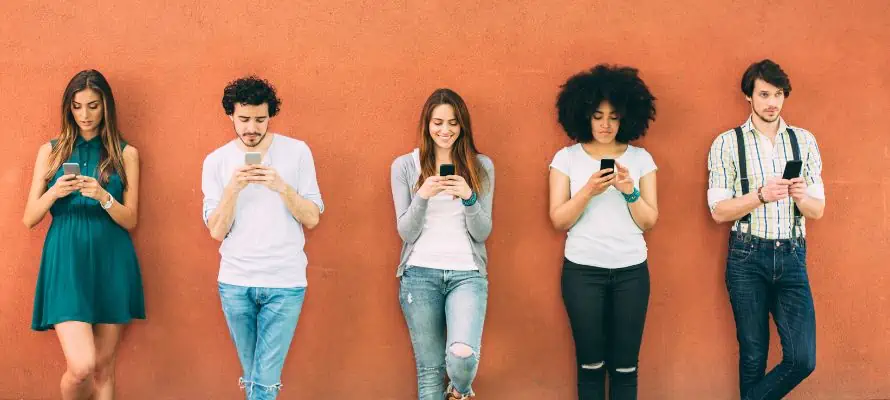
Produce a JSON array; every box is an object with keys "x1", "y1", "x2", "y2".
[{"x1": 390, "y1": 150, "x2": 495, "y2": 277}]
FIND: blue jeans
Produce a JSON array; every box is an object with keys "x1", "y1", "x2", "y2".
[
  {"x1": 725, "y1": 234, "x2": 816, "y2": 400},
  {"x1": 218, "y1": 282, "x2": 306, "y2": 400},
  {"x1": 399, "y1": 266, "x2": 488, "y2": 399}
]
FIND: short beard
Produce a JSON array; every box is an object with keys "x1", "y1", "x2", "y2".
[
  {"x1": 753, "y1": 107, "x2": 779, "y2": 124},
  {"x1": 238, "y1": 132, "x2": 267, "y2": 148}
]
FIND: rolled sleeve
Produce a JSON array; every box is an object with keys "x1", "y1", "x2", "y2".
[
  {"x1": 707, "y1": 188, "x2": 734, "y2": 209},
  {"x1": 297, "y1": 144, "x2": 324, "y2": 213},
  {"x1": 201, "y1": 155, "x2": 222, "y2": 226},
  {"x1": 801, "y1": 131, "x2": 825, "y2": 200},
  {"x1": 707, "y1": 134, "x2": 737, "y2": 209}
]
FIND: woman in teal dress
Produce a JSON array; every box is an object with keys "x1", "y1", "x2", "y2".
[{"x1": 22, "y1": 69, "x2": 145, "y2": 400}]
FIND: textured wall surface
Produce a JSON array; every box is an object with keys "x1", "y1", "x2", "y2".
[{"x1": 1, "y1": 1, "x2": 888, "y2": 399}]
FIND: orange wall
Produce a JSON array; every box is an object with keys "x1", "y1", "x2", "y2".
[{"x1": 2, "y1": 1, "x2": 888, "y2": 399}]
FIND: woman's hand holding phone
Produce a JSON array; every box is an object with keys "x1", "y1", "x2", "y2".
[
  {"x1": 48, "y1": 174, "x2": 80, "y2": 199},
  {"x1": 584, "y1": 168, "x2": 615, "y2": 197},
  {"x1": 441, "y1": 175, "x2": 472, "y2": 200},
  {"x1": 417, "y1": 176, "x2": 444, "y2": 199}
]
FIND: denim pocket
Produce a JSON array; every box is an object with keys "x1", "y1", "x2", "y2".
[{"x1": 728, "y1": 245, "x2": 754, "y2": 264}]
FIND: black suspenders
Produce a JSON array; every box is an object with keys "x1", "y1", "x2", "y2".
[
  {"x1": 734, "y1": 126, "x2": 802, "y2": 230},
  {"x1": 734, "y1": 127, "x2": 752, "y2": 223},
  {"x1": 786, "y1": 129, "x2": 803, "y2": 219}
]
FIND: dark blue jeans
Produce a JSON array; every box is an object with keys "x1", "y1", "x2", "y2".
[{"x1": 725, "y1": 234, "x2": 816, "y2": 400}]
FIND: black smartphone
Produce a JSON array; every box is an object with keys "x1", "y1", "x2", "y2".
[
  {"x1": 782, "y1": 160, "x2": 803, "y2": 179},
  {"x1": 599, "y1": 159, "x2": 615, "y2": 176},
  {"x1": 439, "y1": 164, "x2": 455, "y2": 177}
]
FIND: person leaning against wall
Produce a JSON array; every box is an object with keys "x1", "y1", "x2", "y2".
[
  {"x1": 390, "y1": 88, "x2": 495, "y2": 400},
  {"x1": 201, "y1": 76, "x2": 324, "y2": 400},
  {"x1": 707, "y1": 59, "x2": 824, "y2": 400},
  {"x1": 22, "y1": 69, "x2": 145, "y2": 400},
  {"x1": 548, "y1": 64, "x2": 658, "y2": 400}
]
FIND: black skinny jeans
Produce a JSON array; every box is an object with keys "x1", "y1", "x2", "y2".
[{"x1": 562, "y1": 258, "x2": 650, "y2": 400}]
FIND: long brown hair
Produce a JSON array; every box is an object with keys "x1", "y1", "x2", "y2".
[
  {"x1": 45, "y1": 70, "x2": 128, "y2": 188},
  {"x1": 416, "y1": 88, "x2": 488, "y2": 196}
]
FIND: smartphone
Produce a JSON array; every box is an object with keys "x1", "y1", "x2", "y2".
[
  {"x1": 62, "y1": 163, "x2": 81, "y2": 176},
  {"x1": 782, "y1": 160, "x2": 803, "y2": 179},
  {"x1": 439, "y1": 164, "x2": 455, "y2": 177},
  {"x1": 245, "y1": 152, "x2": 262, "y2": 165},
  {"x1": 599, "y1": 159, "x2": 615, "y2": 176}
]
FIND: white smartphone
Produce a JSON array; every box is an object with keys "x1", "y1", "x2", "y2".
[
  {"x1": 62, "y1": 163, "x2": 81, "y2": 176},
  {"x1": 245, "y1": 152, "x2": 262, "y2": 165}
]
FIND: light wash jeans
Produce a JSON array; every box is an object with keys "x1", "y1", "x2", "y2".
[
  {"x1": 399, "y1": 266, "x2": 488, "y2": 399},
  {"x1": 219, "y1": 282, "x2": 306, "y2": 400}
]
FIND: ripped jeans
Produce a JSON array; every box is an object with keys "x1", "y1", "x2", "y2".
[
  {"x1": 219, "y1": 282, "x2": 306, "y2": 400},
  {"x1": 399, "y1": 266, "x2": 488, "y2": 400},
  {"x1": 562, "y1": 259, "x2": 650, "y2": 400}
]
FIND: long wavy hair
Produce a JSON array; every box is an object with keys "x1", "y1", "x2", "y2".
[
  {"x1": 415, "y1": 88, "x2": 488, "y2": 196},
  {"x1": 45, "y1": 69, "x2": 128, "y2": 188}
]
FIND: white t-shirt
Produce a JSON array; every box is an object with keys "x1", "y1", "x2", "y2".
[
  {"x1": 405, "y1": 150, "x2": 478, "y2": 271},
  {"x1": 201, "y1": 134, "x2": 324, "y2": 288},
  {"x1": 550, "y1": 144, "x2": 657, "y2": 269}
]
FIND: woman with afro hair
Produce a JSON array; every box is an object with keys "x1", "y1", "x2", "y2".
[{"x1": 548, "y1": 64, "x2": 658, "y2": 400}]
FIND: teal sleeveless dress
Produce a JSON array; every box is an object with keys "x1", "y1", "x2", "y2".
[{"x1": 31, "y1": 135, "x2": 146, "y2": 331}]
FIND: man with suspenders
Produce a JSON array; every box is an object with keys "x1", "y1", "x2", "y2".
[{"x1": 707, "y1": 59, "x2": 826, "y2": 399}]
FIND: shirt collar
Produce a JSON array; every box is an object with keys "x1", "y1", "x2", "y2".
[
  {"x1": 75, "y1": 134, "x2": 102, "y2": 149},
  {"x1": 741, "y1": 114, "x2": 789, "y2": 136}
]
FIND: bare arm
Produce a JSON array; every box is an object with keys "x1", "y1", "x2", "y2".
[
  {"x1": 711, "y1": 179, "x2": 791, "y2": 223},
  {"x1": 549, "y1": 168, "x2": 614, "y2": 231},
  {"x1": 790, "y1": 133, "x2": 826, "y2": 220},
  {"x1": 23, "y1": 143, "x2": 76, "y2": 228},
  {"x1": 101, "y1": 146, "x2": 139, "y2": 230},
  {"x1": 790, "y1": 177, "x2": 825, "y2": 220},
  {"x1": 246, "y1": 162, "x2": 322, "y2": 229},
  {"x1": 710, "y1": 192, "x2": 763, "y2": 223},
  {"x1": 207, "y1": 184, "x2": 241, "y2": 241},
  {"x1": 625, "y1": 171, "x2": 658, "y2": 231},
  {"x1": 279, "y1": 185, "x2": 320, "y2": 229},
  {"x1": 205, "y1": 165, "x2": 255, "y2": 242},
  {"x1": 793, "y1": 195, "x2": 825, "y2": 219}
]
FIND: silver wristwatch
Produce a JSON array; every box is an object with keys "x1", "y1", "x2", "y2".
[{"x1": 101, "y1": 193, "x2": 114, "y2": 210}]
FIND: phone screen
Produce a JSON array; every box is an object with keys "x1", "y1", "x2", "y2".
[
  {"x1": 782, "y1": 160, "x2": 803, "y2": 179},
  {"x1": 439, "y1": 164, "x2": 455, "y2": 177},
  {"x1": 600, "y1": 159, "x2": 615, "y2": 176},
  {"x1": 62, "y1": 163, "x2": 81, "y2": 176},
  {"x1": 245, "y1": 152, "x2": 262, "y2": 165}
]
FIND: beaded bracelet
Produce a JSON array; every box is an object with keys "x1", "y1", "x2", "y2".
[
  {"x1": 462, "y1": 192, "x2": 478, "y2": 207},
  {"x1": 623, "y1": 188, "x2": 641, "y2": 203}
]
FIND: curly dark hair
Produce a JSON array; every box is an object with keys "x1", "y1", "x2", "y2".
[
  {"x1": 741, "y1": 59, "x2": 791, "y2": 98},
  {"x1": 221, "y1": 76, "x2": 281, "y2": 117},
  {"x1": 556, "y1": 64, "x2": 656, "y2": 143}
]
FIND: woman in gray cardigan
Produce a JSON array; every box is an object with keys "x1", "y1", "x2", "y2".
[{"x1": 390, "y1": 88, "x2": 495, "y2": 400}]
